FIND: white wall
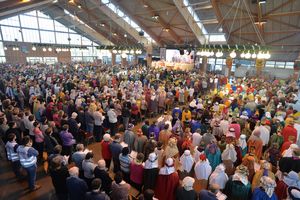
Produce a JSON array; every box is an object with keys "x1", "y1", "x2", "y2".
[{"x1": 234, "y1": 66, "x2": 294, "y2": 79}]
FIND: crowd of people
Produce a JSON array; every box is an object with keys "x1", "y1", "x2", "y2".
[{"x1": 1, "y1": 63, "x2": 300, "y2": 200}]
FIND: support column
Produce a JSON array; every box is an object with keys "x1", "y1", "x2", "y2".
[
  {"x1": 146, "y1": 45, "x2": 153, "y2": 67},
  {"x1": 201, "y1": 56, "x2": 208, "y2": 73},
  {"x1": 111, "y1": 52, "x2": 116, "y2": 65}
]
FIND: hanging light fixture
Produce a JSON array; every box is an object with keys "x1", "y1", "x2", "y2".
[
  {"x1": 56, "y1": 48, "x2": 61, "y2": 52},
  {"x1": 229, "y1": 51, "x2": 236, "y2": 58},
  {"x1": 32, "y1": 46, "x2": 36, "y2": 51},
  {"x1": 240, "y1": 52, "x2": 245, "y2": 58},
  {"x1": 4, "y1": 46, "x2": 7, "y2": 50},
  {"x1": 265, "y1": 51, "x2": 271, "y2": 59},
  {"x1": 121, "y1": 53, "x2": 127, "y2": 58},
  {"x1": 245, "y1": 51, "x2": 251, "y2": 59},
  {"x1": 257, "y1": 51, "x2": 264, "y2": 59},
  {"x1": 42, "y1": 47, "x2": 47, "y2": 52},
  {"x1": 117, "y1": 50, "x2": 121, "y2": 54},
  {"x1": 112, "y1": 49, "x2": 117, "y2": 54},
  {"x1": 216, "y1": 51, "x2": 223, "y2": 58},
  {"x1": 251, "y1": 53, "x2": 257, "y2": 59},
  {"x1": 48, "y1": 47, "x2": 52, "y2": 51}
]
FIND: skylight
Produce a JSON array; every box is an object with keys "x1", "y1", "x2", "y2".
[
  {"x1": 101, "y1": 0, "x2": 155, "y2": 43},
  {"x1": 183, "y1": 0, "x2": 227, "y2": 44}
]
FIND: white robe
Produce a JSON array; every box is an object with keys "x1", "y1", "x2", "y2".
[{"x1": 194, "y1": 160, "x2": 212, "y2": 180}]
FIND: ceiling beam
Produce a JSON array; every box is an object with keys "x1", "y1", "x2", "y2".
[
  {"x1": 137, "y1": 0, "x2": 183, "y2": 44},
  {"x1": 110, "y1": 0, "x2": 162, "y2": 45},
  {"x1": 232, "y1": 29, "x2": 300, "y2": 35},
  {"x1": 267, "y1": 32, "x2": 300, "y2": 45},
  {"x1": 263, "y1": 0, "x2": 295, "y2": 17},
  {"x1": 220, "y1": 2, "x2": 257, "y2": 17},
  {"x1": 46, "y1": 6, "x2": 114, "y2": 45},
  {"x1": 268, "y1": 17, "x2": 300, "y2": 29},
  {"x1": 0, "y1": 0, "x2": 53, "y2": 19},
  {"x1": 173, "y1": 0, "x2": 207, "y2": 44},
  {"x1": 266, "y1": 11, "x2": 300, "y2": 18}
]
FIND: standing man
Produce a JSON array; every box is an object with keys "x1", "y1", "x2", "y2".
[
  {"x1": 5, "y1": 133, "x2": 22, "y2": 179},
  {"x1": 107, "y1": 105, "x2": 118, "y2": 136},
  {"x1": 16, "y1": 136, "x2": 41, "y2": 191}
]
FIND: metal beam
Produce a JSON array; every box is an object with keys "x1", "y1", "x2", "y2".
[
  {"x1": 266, "y1": 11, "x2": 300, "y2": 18},
  {"x1": 0, "y1": 0, "x2": 53, "y2": 19},
  {"x1": 173, "y1": 0, "x2": 207, "y2": 44},
  {"x1": 46, "y1": 6, "x2": 114, "y2": 45},
  {"x1": 267, "y1": 32, "x2": 300, "y2": 45},
  {"x1": 268, "y1": 17, "x2": 300, "y2": 30},
  {"x1": 96, "y1": 0, "x2": 150, "y2": 45},
  {"x1": 263, "y1": 0, "x2": 295, "y2": 17},
  {"x1": 232, "y1": 29, "x2": 300, "y2": 35}
]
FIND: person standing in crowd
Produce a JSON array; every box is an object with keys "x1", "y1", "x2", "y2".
[
  {"x1": 100, "y1": 133, "x2": 112, "y2": 169},
  {"x1": 107, "y1": 105, "x2": 118, "y2": 136},
  {"x1": 155, "y1": 158, "x2": 179, "y2": 200},
  {"x1": 82, "y1": 152, "x2": 97, "y2": 189},
  {"x1": 109, "y1": 133, "x2": 123, "y2": 173},
  {"x1": 33, "y1": 121, "x2": 44, "y2": 162},
  {"x1": 143, "y1": 152, "x2": 159, "y2": 191},
  {"x1": 130, "y1": 153, "x2": 144, "y2": 197},
  {"x1": 68, "y1": 112, "x2": 81, "y2": 142},
  {"x1": 119, "y1": 147, "x2": 132, "y2": 183},
  {"x1": 59, "y1": 124, "x2": 76, "y2": 156},
  {"x1": 16, "y1": 136, "x2": 41, "y2": 191},
  {"x1": 85, "y1": 178, "x2": 110, "y2": 200},
  {"x1": 66, "y1": 167, "x2": 88, "y2": 200},
  {"x1": 111, "y1": 172, "x2": 131, "y2": 200},
  {"x1": 5, "y1": 133, "x2": 22, "y2": 179},
  {"x1": 49, "y1": 156, "x2": 70, "y2": 200},
  {"x1": 123, "y1": 123, "x2": 135, "y2": 152},
  {"x1": 176, "y1": 176, "x2": 197, "y2": 200},
  {"x1": 71, "y1": 143, "x2": 87, "y2": 178},
  {"x1": 94, "y1": 159, "x2": 112, "y2": 195},
  {"x1": 93, "y1": 108, "x2": 105, "y2": 142}
]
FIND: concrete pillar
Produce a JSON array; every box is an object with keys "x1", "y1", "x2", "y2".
[
  {"x1": 201, "y1": 56, "x2": 208, "y2": 73},
  {"x1": 111, "y1": 52, "x2": 116, "y2": 65}
]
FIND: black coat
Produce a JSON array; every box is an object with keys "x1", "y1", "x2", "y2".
[
  {"x1": 50, "y1": 165, "x2": 70, "y2": 194},
  {"x1": 93, "y1": 167, "x2": 112, "y2": 195}
]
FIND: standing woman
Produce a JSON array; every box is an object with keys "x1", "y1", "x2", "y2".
[
  {"x1": 59, "y1": 124, "x2": 76, "y2": 156},
  {"x1": 130, "y1": 153, "x2": 145, "y2": 197},
  {"x1": 33, "y1": 121, "x2": 44, "y2": 162}
]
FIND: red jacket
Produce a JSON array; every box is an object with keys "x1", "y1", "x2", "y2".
[
  {"x1": 101, "y1": 141, "x2": 112, "y2": 160},
  {"x1": 282, "y1": 125, "x2": 297, "y2": 143}
]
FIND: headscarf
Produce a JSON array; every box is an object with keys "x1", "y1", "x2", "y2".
[
  {"x1": 260, "y1": 176, "x2": 276, "y2": 198},
  {"x1": 239, "y1": 134, "x2": 247, "y2": 149},
  {"x1": 232, "y1": 165, "x2": 249, "y2": 185},
  {"x1": 283, "y1": 171, "x2": 300, "y2": 188},
  {"x1": 180, "y1": 150, "x2": 195, "y2": 173},
  {"x1": 144, "y1": 152, "x2": 158, "y2": 169},
  {"x1": 209, "y1": 164, "x2": 229, "y2": 189},
  {"x1": 283, "y1": 144, "x2": 299, "y2": 157},
  {"x1": 194, "y1": 154, "x2": 212, "y2": 180},
  {"x1": 221, "y1": 144, "x2": 237, "y2": 162},
  {"x1": 164, "y1": 138, "x2": 179, "y2": 158},
  {"x1": 159, "y1": 158, "x2": 175, "y2": 175}
]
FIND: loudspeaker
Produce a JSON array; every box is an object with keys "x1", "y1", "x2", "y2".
[{"x1": 179, "y1": 49, "x2": 184, "y2": 55}]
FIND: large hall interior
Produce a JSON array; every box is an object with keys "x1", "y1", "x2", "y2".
[{"x1": 0, "y1": 0, "x2": 300, "y2": 200}]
